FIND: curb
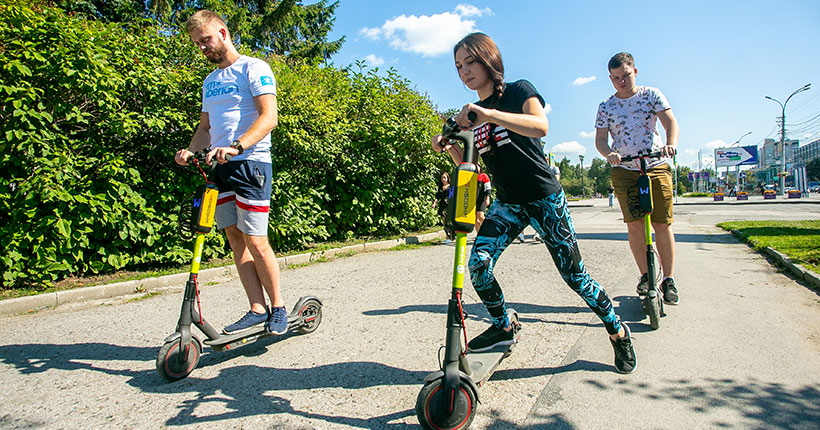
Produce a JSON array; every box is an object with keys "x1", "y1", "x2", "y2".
[
  {"x1": 674, "y1": 199, "x2": 819, "y2": 206},
  {"x1": 729, "y1": 230, "x2": 820, "y2": 290},
  {"x1": 0, "y1": 230, "x2": 448, "y2": 318}
]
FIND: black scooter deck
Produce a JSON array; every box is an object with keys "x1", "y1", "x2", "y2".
[
  {"x1": 462, "y1": 334, "x2": 519, "y2": 386},
  {"x1": 203, "y1": 311, "x2": 307, "y2": 350},
  {"x1": 203, "y1": 302, "x2": 319, "y2": 351},
  {"x1": 462, "y1": 309, "x2": 521, "y2": 386}
]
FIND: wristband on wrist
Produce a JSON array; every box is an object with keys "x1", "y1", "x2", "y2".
[{"x1": 230, "y1": 140, "x2": 244, "y2": 155}]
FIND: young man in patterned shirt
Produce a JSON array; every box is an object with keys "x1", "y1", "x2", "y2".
[{"x1": 595, "y1": 52, "x2": 680, "y2": 305}]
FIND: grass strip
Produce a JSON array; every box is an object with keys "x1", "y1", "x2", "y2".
[{"x1": 718, "y1": 220, "x2": 820, "y2": 273}]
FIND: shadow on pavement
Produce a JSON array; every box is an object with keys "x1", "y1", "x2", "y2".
[
  {"x1": 0, "y1": 342, "x2": 424, "y2": 427},
  {"x1": 363, "y1": 302, "x2": 587, "y2": 320},
  {"x1": 611, "y1": 295, "x2": 658, "y2": 333},
  {"x1": 491, "y1": 359, "x2": 612, "y2": 382},
  {"x1": 576, "y1": 376, "x2": 820, "y2": 430},
  {"x1": 575, "y1": 232, "x2": 736, "y2": 244}
]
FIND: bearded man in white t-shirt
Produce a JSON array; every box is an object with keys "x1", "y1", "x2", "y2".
[
  {"x1": 174, "y1": 10, "x2": 288, "y2": 335},
  {"x1": 595, "y1": 52, "x2": 680, "y2": 305}
]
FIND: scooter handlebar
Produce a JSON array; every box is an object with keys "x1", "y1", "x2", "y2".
[
  {"x1": 185, "y1": 150, "x2": 232, "y2": 166},
  {"x1": 619, "y1": 151, "x2": 665, "y2": 163}
]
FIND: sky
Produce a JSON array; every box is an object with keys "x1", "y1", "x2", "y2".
[{"x1": 324, "y1": 0, "x2": 820, "y2": 171}]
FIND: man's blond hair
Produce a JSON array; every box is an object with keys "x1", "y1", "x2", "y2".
[{"x1": 185, "y1": 10, "x2": 227, "y2": 34}]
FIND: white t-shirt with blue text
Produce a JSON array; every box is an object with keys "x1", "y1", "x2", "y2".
[
  {"x1": 202, "y1": 55, "x2": 276, "y2": 163},
  {"x1": 595, "y1": 86, "x2": 671, "y2": 170}
]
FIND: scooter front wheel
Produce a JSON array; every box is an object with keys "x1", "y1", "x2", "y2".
[
  {"x1": 645, "y1": 291, "x2": 662, "y2": 330},
  {"x1": 416, "y1": 377, "x2": 476, "y2": 430},
  {"x1": 156, "y1": 335, "x2": 202, "y2": 382}
]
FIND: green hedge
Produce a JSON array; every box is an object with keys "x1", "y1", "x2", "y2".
[{"x1": 0, "y1": 1, "x2": 448, "y2": 289}]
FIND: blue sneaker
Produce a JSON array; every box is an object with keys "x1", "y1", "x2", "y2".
[
  {"x1": 266, "y1": 306, "x2": 288, "y2": 335},
  {"x1": 223, "y1": 309, "x2": 268, "y2": 334}
]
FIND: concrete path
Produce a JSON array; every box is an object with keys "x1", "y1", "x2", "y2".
[{"x1": 0, "y1": 199, "x2": 818, "y2": 429}]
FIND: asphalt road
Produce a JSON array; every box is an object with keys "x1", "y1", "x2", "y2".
[{"x1": 1, "y1": 198, "x2": 819, "y2": 429}]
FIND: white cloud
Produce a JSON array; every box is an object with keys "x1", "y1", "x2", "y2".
[
  {"x1": 704, "y1": 139, "x2": 728, "y2": 150},
  {"x1": 363, "y1": 54, "x2": 384, "y2": 66},
  {"x1": 579, "y1": 131, "x2": 595, "y2": 139},
  {"x1": 549, "y1": 141, "x2": 586, "y2": 160},
  {"x1": 572, "y1": 76, "x2": 596, "y2": 86},
  {"x1": 359, "y1": 5, "x2": 491, "y2": 57},
  {"x1": 359, "y1": 27, "x2": 381, "y2": 39},
  {"x1": 543, "y1": 102, "x2": 552, "y2": 114},
  {"x1": 454, "y1": 4, "x2": 492, "y2": 17}
]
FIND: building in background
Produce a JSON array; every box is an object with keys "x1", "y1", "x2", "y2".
[
  {"x1": 757, "y1": 138, "x2": 798, "y2": 185},
  {"x1": 759, "y1": 138, "x2": 798, "y2": 168},
  {"x1": 795, "y1": 138, "x2": 820, "y2": 167}
]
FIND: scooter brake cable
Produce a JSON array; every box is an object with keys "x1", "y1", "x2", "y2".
[{"x1": 457, "y1": 291, "x2": 468, "y2": 356}]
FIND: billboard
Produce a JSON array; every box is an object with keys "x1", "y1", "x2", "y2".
[{"x1": 715, "y1": 146, "x2": 758, "y2": 168}]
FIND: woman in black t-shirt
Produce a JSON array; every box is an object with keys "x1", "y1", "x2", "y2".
[{"x1": 431, "y1": 33, "x2": 635, "y2": 373}]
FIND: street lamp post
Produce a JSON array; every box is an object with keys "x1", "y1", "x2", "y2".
[
  {"x1": 730, "y1": 131, "x2": 752, "y2": 192},
  {"x1": 765, "y1": 83, "x2": 811, "y2": 195},
  {"x1": 578, "y1": 154, "x2": 585, "y2": 197}
]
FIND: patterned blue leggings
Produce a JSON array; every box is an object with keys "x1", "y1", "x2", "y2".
[{"x1": 468, "y1": 191, "x2": 622, "y2": 335}]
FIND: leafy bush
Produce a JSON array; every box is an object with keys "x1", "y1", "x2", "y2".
[{"x1": 0, "y1": 1, "x2": 447, "y2": 289}]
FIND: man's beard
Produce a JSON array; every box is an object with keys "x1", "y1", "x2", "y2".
[{"x1": 205, "y1": 42, "x2": 227, "y2": 64}]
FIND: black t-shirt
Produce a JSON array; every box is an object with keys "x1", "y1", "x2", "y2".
[
  {"x1": 435, "y1": 186, "x2": 450, "y2": 215},
  {"x1": 474, "y1": 80, "x2": 562, "y2": 204}
]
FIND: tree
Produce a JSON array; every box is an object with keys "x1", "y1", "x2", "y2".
[
  {"x1": 0, "y1": 0, "x2": 440, "y2": 288},
  {"x1": 50, "y1": 0, "x2": 145, "y2": 22},
  {"x1": 174, "y1": 0, "x2": 344, "y2": 61},
  {"x1": 807, "y1": 158, "x2": 820, "y2": 182},
  {"x1": 54, "y1": 0, "x2": 345, "y2": 62},
  {"x1": 586, "y1": 157, "x2": 611, "y2": 195}
]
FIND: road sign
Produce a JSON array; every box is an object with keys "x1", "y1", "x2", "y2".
[{"x1": 715, "y1": 146, "x2": 758, "y2": 168}]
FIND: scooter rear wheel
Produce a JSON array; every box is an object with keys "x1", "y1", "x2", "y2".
[
  {"x1": 156, "y1": 335, "x2": 202, "y2": 382},
  {"x1": 416, "y1": 378, "x2": 476, "y2": 430},
  {"x1": 296, "y1": 298, "x2": 323, "y2": 334}
]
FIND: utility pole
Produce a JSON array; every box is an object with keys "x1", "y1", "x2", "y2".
[
  {"x1": 766, "y1": 83, "x2": 811, "y2": 195},
  {"x1": 578, "y1": 154, "x2": 585, "y2": 197}
]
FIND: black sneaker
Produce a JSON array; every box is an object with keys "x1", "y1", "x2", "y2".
[
  {"x1": 610, "y1": 323, "x2": 636, "y2": 374},
  {"x1": 467, "y1": 325, "x2": 515, "y2": 353},
  {"x1": 636, "y1": 273, "x2": 649, "y2": 296},
  {"x1": 661, "y1": 278, "x2": 679, "y2": 305},
  {"x1": 223, "y1": 309, "x2": 268, "y2": 334}
]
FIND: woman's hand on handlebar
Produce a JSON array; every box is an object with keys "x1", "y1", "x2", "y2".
[
  {"x1": 455, "y1": 103, "x2": 485, "y2": 129},
  {"x1": 175, "y1": 149, "x2": 194, "y2": 166},
  {"x1": 432, "y1": 134, "x2": 449, "y2": 153},
  {"x1": 660, "y1": 145, "x2": 677, "y2": 157}
]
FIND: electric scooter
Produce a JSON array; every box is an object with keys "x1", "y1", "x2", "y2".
[
  {"x1": 415, "y1": 115, "x2": 521, "y2": 429},
  {"x1": 619, "y1": 151, "x2": 665, "y2": 330},
  {"x1": 156, "y1": 151, "x2": 323, "y2": 382}
]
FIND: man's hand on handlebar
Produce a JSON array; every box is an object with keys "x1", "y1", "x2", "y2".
[
  {"x1": 660, "y1": 145, "x2": 677, "y2": 158},
  {"x1": 605, "y1": 152, "x2": 622, "y2": 165},
  {"x1": 206, "y1": 146, "x2": 238, "y2": 165},
  {"x1": 175, "y1": 149, "x2": 195, "y2": 166}
]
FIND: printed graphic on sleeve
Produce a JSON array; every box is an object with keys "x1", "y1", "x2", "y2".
[{"x1": 260, "y1": 76, "x2": 274, "y2": 86}]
